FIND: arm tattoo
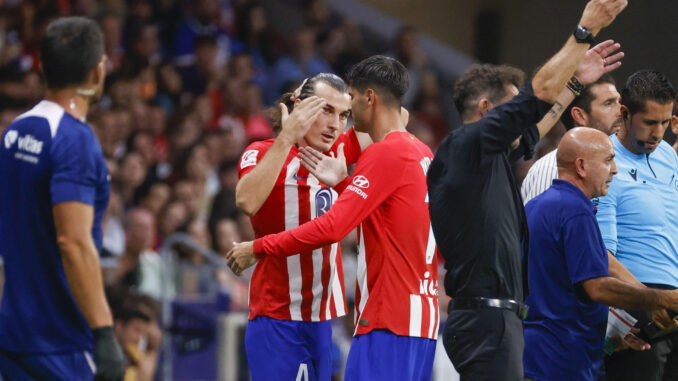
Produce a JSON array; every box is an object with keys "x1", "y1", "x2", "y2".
[{"x1": 546, "y1": 101, "x2": 564, "y2": 119}]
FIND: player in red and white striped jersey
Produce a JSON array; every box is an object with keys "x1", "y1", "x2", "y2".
[
  {"x1": 235, "y1": 73, "x2": 369, "y2": 381},
  {"x1": 229, "y1": 56, "x2": 438, "y2": 381}
]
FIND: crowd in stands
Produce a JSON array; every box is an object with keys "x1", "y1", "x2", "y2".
[{"x1": 0, "y1": 0, "x2": 453, "y2": 378}]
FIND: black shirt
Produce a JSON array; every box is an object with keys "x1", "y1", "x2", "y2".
[{"x1": 427, "y1": 84, "x2": 551, "y2": 302}]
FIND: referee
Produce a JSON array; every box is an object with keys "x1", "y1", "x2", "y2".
[
  {"x1": 0, "y1": 18, "x2": 124, "y2": 380},
  {"x1": 427, "y1": 0, "x2": 627, "y2": 379}
]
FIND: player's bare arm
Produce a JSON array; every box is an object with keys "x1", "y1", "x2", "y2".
[
  {"x1": 235, "y1": 96, "x2": 326, "y2": 216},
  {"x1": 54, "y1": 201, "x2": 114, "y2": 328}
]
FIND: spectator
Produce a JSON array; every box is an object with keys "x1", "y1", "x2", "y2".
[
  {"x1": 111, "y1": 292, "x2": 162, "y2": 381},
  {"x1": 112, "y1": 208, "x2": 166, "y2": 300},
  {"x1": 268, "y1": 28, "x2": 332, "y2": 102}
]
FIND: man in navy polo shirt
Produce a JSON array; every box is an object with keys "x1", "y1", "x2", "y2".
[{"x1": 522, "y1": 127, "x2": 678, "y2": 381}]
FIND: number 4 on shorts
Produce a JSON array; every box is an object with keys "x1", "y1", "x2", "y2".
[{"x1": 296, "y1": 363, "x2": 309, "y2": 381}]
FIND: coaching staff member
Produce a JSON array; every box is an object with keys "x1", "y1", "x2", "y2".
[
  {"x1": 427, "y1": 0, "x2": 627, "y2": 379},
  {"x1": 0, "y1": 18, "x2": 124, "y2": 380}
]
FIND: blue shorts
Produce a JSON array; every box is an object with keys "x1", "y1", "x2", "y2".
[
  {"x1": 0, "y1": 349, "x2": 95, "y2": 381},
  {"x1": 345, "y1": 330, "x2": 436, "y2": 381},
  {"x1": 245, "y1": 316, "x2": 333, "y2": 381}
]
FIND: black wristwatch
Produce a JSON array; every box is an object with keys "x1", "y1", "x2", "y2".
[{"x1": 573, "y1": 25, "x2": 596, "y2": 46}]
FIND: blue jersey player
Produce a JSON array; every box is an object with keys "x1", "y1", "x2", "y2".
[{"x1": 0, "y1": 17, "x2": 125, "y2": 381}]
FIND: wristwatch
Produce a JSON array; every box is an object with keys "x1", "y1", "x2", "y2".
[{"x1": 573, "y1": 25, "x2": 596, "y2": 45}]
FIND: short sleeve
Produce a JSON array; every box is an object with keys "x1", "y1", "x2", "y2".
[
  {"x1": 563, "y1": 213, "x2": 610, "y2": 285},
  {"x1": 50, "y1": 129, "x2": 97, "y2": 206},
  {"x1": 594, "y1": 183, "x2": 619, "y2": 255},
  {"x1": 238, "y1": 141, "x2": 271, "y2": 178}
]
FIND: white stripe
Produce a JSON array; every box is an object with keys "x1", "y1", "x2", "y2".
[
  {"x1": 331, "y1": 258, "x2": 345, "y2": 316},
  {"x1": 310, "y1": 249, "x2": 324, "y2": 321},
  {"x1": 15, "y1": 100, "x2": 65, "y2": 138},
  {"x1": 326, "y1": 243, "x2": 345, "y2": 318},
  {"x1": 354, "y1": 225, "x2": 369, "y2": 336},
  {"x1": 427, "y1": 297, "x2": 435, "y2": 339},
  {"x1": 84, "y1": 351, "x2": 97, "y2": 374},
  {"x1": 287, "y1": 256, "x2": 303, "y2": 320},
  {"x1": 285, "y1": 159, "x2": 303, "y2": 320},
  {"x1": 409, "y1": 294, "x2": 423, "y2": 337},
  {"x1": 522, "y1": 149, "x2": 559, "y2": 204},
  {"x1": 434, "y1": 303, "x2": 440, "y2": 337}
]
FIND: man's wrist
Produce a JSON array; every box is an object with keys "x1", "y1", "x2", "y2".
[
  {"x1": 277, "y1": 132, "x2": 297, "y2": 147},
  {"x1": 566, "y1": 76, "x2": 585, "y2": 96},
  {"x1": 92, "y1": 325, "x2": 115, "y2": 339},
  {"x1": 252, "y1": 238, "x2": 266, "y2": 259}
]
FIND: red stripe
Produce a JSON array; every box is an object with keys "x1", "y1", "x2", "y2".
[
  {"x1": 318, "y1": 246, "x2": 331, "y2": 320},
  {"x1": 609, "y1": 308, "x2": 635, "y2": 329},
  {"x1": 297, "y1": 174, "x2": 314, "y2": 321}
]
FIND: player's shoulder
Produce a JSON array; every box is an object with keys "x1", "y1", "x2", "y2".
[
  {"x1": 655, "y1": 140, "x2": 677, "y2": 160},
  {"x1": 243, "y1": 139, "x2": 274, "y2": 154},
  {"x1": 239, "y1": 139, "x2": 275, "y2": 171},
  {"x1": 10, "y1": 100, "x2": 65, "y2": 136},
  {"x1": 367, "y1": 131, "x2": 430, "y2": 155}
]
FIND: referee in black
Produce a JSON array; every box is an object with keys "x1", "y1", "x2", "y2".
[{"x1": 427, "y1": 0, "x2": 627, "y2": 379}]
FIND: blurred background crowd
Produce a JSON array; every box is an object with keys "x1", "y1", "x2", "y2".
[{"x1": 0, "y1": 0, "x2": 457, "y2": 379}]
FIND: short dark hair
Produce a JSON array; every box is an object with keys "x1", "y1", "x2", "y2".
[
  {"x1": 621, "y1": 70, "x2": 676, "y2": 115},
  {"x1": 346, "y1": 55, "x2": 409, "y2": 107},
  {"x1": 561, "y1": 74, "x2": 616, "y2": 130},
  {"x1": 269, "y1": 73, "x2": 348, "y2": 133},
  {"x1": 40, "y1": 17, "x2": 104, "y2": 89},
  {"x1": 453, "y1": 64, "x2": 525, "y2": 121}
]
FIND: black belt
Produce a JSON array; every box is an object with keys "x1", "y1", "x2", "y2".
[{"x1": 449, "y1": 297, "x2": 529, "y2": 320}]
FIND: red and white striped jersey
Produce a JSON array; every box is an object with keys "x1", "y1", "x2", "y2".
[
  {"x1": 254, "y1": 132, "x2": 439, "y2": 339},
  {"x1": 238, "y1": 128, "x2": 362, "y2": 322}
]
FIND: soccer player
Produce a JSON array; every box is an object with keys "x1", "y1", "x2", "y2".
[
  {"x1": 235, "y1": 73, "x2": 366, "y2": 381},
  {"x1": 228, "y1": 55, "x2": 438, "y2": 380},
  {"x1": 0, "y1": 17, "x2": 124, "y2": 381}
]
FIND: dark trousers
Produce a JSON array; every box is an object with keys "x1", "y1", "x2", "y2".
[
  {"x1": 443, "y1": 308, "x2": 523, "y2": 381},
  {"x1": 604, "y1": 310, "x2": 678, "y2": 381}
]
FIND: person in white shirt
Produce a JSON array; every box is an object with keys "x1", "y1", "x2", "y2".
[{"x1": 521, "y1": 73, "x2": 623, "y2": 203}]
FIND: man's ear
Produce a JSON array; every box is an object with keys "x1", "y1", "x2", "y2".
[
  {"x1": 91, "y1": 59, "x2": 105, "y2": 87},
  {"x1": 365, "y1": 88, "x2": 375, "y2": 107},
  {"x1": 571, "y1": 107, "x2": 588, "y2": 127},
  {"x1": 620, "y1": 105, "x2": 630, "y2": 121},
  {"x1": 575, "y1": 157, "x2": 586, "y2": 179},
  {"x1": 671, "y1": 115, "x2": 678, "y2": 134},
  {"x1": 478, "y1": 98, "x2": 491, "y2": 117}
]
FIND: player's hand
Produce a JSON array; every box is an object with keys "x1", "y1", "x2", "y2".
[
  {"x1": 578, "y1": 0, "x2": 627, "y2": 34},
  {"x1": 574, "y1": 40, "x2": 623, "y2": 85},
  {"x1": 278, "y1": 96, "x2": 326, "y2": 146},
  {"x1": 614, "y1": 328, "x2": 651, "y2": 352},
  {"x1": 299, "y1": 143, "x2": 348, "y2": 187},
  {"x1": 652, "y1": 309, "x2": 678, "y2": 331},
  {"x1": 92, "y1": 326, "x2": 126, "y2": 381},
  {"x1": 226, "y1": 241, "x2": 258, "y2": 276}
]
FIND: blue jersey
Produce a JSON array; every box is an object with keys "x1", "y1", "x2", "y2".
[
  {"x1": 523, "y1": 180, "x2": 609, "y2": 381},
  {"x1": 596, "y1": 135, "x2": 678, "y2": 288},
  {"x1": 0, "y1": 100, "x2": 110, "y2": 353}
]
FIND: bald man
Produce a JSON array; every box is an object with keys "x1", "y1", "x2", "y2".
[{"x1": 521, "y1": 128, "x2": 678, "y2": 381}]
